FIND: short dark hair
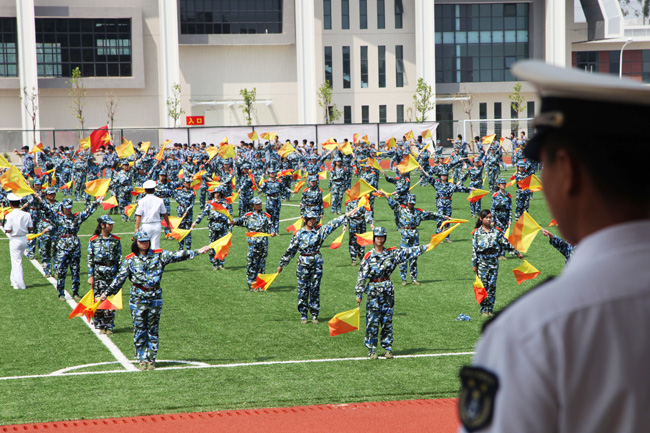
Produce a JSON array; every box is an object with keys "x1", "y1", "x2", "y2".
[{"x1": 145, "y1": 188, "x2": 155, "y2": 194}]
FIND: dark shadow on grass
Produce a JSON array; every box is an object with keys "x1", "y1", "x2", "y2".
[
  {"x1": 29, "y1": 283, "x2": 52, "y2": 289},
  {"x1": 224, "y1": 265, "x2": 246, "y2": 271},
  {"x1": 394, "y1": 347, "x2": 434, "y2": 355},
  {"x1": 415, "y1": 279, "x2": 444, "y2": 285},
  {"x1": 268, "y1": 285, "x2": 295, "y2": 292}
]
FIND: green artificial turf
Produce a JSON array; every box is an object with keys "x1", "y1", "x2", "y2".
[{"x1": 0, "y1": 170, "x2": 566, "y2": 425}]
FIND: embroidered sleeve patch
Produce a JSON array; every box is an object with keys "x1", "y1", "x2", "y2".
[{"x1": 458, "y1": 366, "x2": 499, "y2": 432}]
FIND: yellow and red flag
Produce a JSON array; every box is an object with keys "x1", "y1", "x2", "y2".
[
  {"x1": 396, "y1": 154, "x2": 421, "y2": 173},
  {"x1": 473, "y1": 276, "x2": 488, "y2": 304},
  {"x1": 328, "y1": 307, "x2": 360, "y2": 336},
  {"x1": 318, "y1": 171, "x2": 328, "y2": 180},
  {"x1": 322, "y1": 192, "x2": 331, "y2": 209},
  {"x1": 60, "y1": 180, "x2": 73, "y2": 190},
  {"x1": 482, "y1": 134, "x2": 496, "y2": 145},
  {"x1": 517, "y1": 174, "x2": 543, "y2": 192},
  {"x1": 155, "y1": 143, "x2": 167, "y2": 161},
  {"x1": 507, "y1": 211, "x2": 542, "y2": 253},
  {"x1": 0, "y1": 166, "x2": 35, "y2": 196},
  {"x1": 278, "y1": 169, "x2": 294, "y2": 177},
  {"x1": 440, "y1": 218, "x2": 469, "y2": 228},
  {"x1": 208, "y1": 232, "x2": 233, "y2": 260},
  {"x1": 68, "y1": 290, "x2": 100, "y2": 322},
  {"x1": 353, "y1": 133, "x2": 359, "y2": 144},
  {"x1": 548, "y1": 219, "x2": 558, "y2": 227},
  {"x1": 27, "y1": 231, "x2": 46, "y2": 241},
  {"x1": 260, "y1": 132, "x2": 277, "y2": 141},
  {"x1": 286, "y1": 217, "x2": 304, "y2": 233},
  {"x1": 328, "y1": 229, "x2": 345, "y2": 249},
  {"x1": 101, "y1": 196, "x2": 118, "y2": 210},
  {"x1": 467, "y1": 189, "x2": 489, "y2": 203},
  {"x1": 347, "y1": 178, "x2": 376, "y2": 201},
  {"x1": 210, "y1": 202, "x2": 232, "y2": 221},
  {"x1": 358, "y1": 194, "x2": 371, "y2": 211},
  {"x1": 124, "y1": 204, "x2": 137, "y2": 218},
  {"x1": 405, "y1": 130, "x2": 414, "y2": 141},
  {"x1": 116, "y1": 138, "x2": 135, "y2": 159},
  {"x1": 248, "y1": 131, "x2": 259, "y2": 141},
  {"x1": 167, "y1": 228, "x2": 191, "y2": 242},
  {"x1": 246, "y1": 232, "x2": 272, "y2": 238},
  {"x1": 97, "y1": 289, "x2": 123, "y2": 311},
  {"x1": 206, "y1": 147, "x2": 220, "y2": 161},
  {"x1": 79, "y1": 136, "x2": 91, "y2": 150},
  {"x1": 140, "y1": 141, "x2": 151, "y2": 153},
  {"x1": 426, "y1": 224, "x2": 462, "y2": 251},
  {"x1": 131, "y1": 186, "x2": 145, "y2": 196},
  {"x1": 362, "y1": 134, "x2": 369, "y2": 144},
  {"x1": 89, "y1": 126, "x2": 111, "y2": 153},
  {"x1": 356, "y1": 232, "x2": 374, "y2": 246},
  {"x1": 338, "y1": 141, "x2": 354, "y2": 155},
  {"x1": 513, "y1": 260, "x2": 540, "y2": 285},
  {"x1": 252, "y1": 273, "x2": 279, "y2": 291},
  {"x1": 218, "y1": 143, "x2": 236, "y2": 159},
  {"x1": 421, "y1": 129, "x2": 432, "y2": 140},
  {"x1": 385, "y1": 137, "x2": 396, "y2": 149},
  {"x1": 278, "y1": 142, "x2": 296, "y2": 158},
  {"x1": 85, "y1": 178, "x2": 110, "y2": 197},
  {"x1": 293, "y1": 181, "x2": 305, "y2": 194},
  {"x1": 161, "y1": 216, "x2": 182, "y2": 230},
  {"x1": 368, "y1": 158, "x2": 382, "y2": 171},
  {"x1": 29, "y1": 142, "x2": 44, "y2": 154}
]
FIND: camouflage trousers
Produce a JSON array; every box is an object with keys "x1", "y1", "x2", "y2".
[
  {"x1": 492, "y1": 211, "x2": 510, "y2": 232},
  {"x1": 54, "y1": 244, "x2": 81, "y2": 296},
  {"x1": 487, "y1": 168, "x2": 500, "y2": 192},
  {"x1": 348, "y1": 222, "x2": 367, "y2": 261},
  {"x1": 74, "y1": 175, "x2": 87, "y2": 200},
  {"x1": 239, "y1": 195, "x2": 253, "y2": 217},
  {"x1": 398, "y1": 230, "x2": 419, "y2": 282},
  {"x1": 296, "y1": 255, "x2": 323, "y2": 320},
  {"x1": 331, "y1": 183, "x2": 345, "y2": 213},
  {"x1": 199, "y1": 187, "x2": 208, "y2": 210},
  {"x1": 364, "y1": 282, "x2": 395, "y2": 353},
  {"x1": 477, "y1": 259, "x2": 499, "y2": 314},
  {"x1": 208, "y1": 226, "x2": 230, "y2": 268},
  {"x1": 129, "y1": 289, "x2": 163, "y2": 363},
  {"x1": 469, "y1": 180, "x2": 483, "y2": 216},
  {"x1": 436, "y1": 200, "x2": 453, "y2": 238},
  {"x1": 92, "y1": 266, "x2": 119, "y2": 330},
  {"x1": 266, "y1": 200, "x2": 281, "y2": 233},
  {"x1": 176, "y1": 211, "x2": 193, "y2": 250},
  {"x1": 117, "y1": 190, "x2": 132, "y2": 221},
  {"x1": 246, "y1": 242, "x2": 268, "y2": 287},
  {"x1": 515, "y1": 189, "x2": 532, "y2": 221}
]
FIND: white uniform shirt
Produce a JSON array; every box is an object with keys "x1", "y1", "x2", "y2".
[
  {"x1": 135, "y1": 194, "x2": 167, "y2": 223},
  {"x1": 4, "y1": 208, "x2": 33, "y2": 237},
  {"x1": 460, "y1": 219, "x2": 650, "y2": 433}
]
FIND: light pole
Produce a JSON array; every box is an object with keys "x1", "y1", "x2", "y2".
[{"x1": 619, "y1": 38, "x2": 633, "y2": 79}]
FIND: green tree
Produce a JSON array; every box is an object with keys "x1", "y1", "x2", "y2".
[
  {"x1": 413, "y1": 78, "x2": 435, "y2": 123},
  {"x1": 66, "y1": 67, "x2": 85, "y2": 132},
  {"x1": 239, "y1": 87, "x2": 256, "y2": 126},
  {"x1": 317, "y1": 80, "x2": 341, "y2": 124},
  {"x1": 509, "y1": 81, "x2": 526, "y2": 134},
  {"x1": 166, "y1": 83, "x2": 185, "y2": 128}
]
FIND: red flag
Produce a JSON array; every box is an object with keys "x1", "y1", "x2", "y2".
[
  {"x1": 548, "y1": 219, "x2": 558, "y2": 227},
  {"x1": 512, "y1": 260, "x2": 541, "y2": 285},
  {"x1": 473, "y1": 276, "x2": 487, "y2": 304},
  {"x1": 89, "y1": 126, "x2": 110, "y2": 153}
]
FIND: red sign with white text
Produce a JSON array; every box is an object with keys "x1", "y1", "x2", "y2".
[{"x1": 186, "y1": 116, "x2": 205, "y2": 126}]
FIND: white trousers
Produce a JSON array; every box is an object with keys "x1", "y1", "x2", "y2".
[
  {"x1": 9, "y1": 236, "x2": 27, "y2": 290},
  {"x1": 141, "y1": 222, "x2": 162, "y2": 249}
]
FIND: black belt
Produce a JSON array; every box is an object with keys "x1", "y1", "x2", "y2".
[
  {"x1": 300, "y1": 252, "x2": 318, "y2": 257},
  {"x1": 304, "y1": 203, "x2": 318, "y2": 207},
  {"x1": 267, "y1": 194, "x2": 279, "y2": 197},
  {"x1": 60, "y1": 234, "x2": 77, "y2": 238},
  {"x1": 370, "y1": 277, "x2": 389, "y2": 283},
  {"x1": 403, "y1": 226, "x2": 417, "y2": 230},
  {"x1": 133, "y1": 283, "x2": 160, "y2": 292},
  {"x1": 95, "y1": 262, "x2": 115, "y2": 266}
]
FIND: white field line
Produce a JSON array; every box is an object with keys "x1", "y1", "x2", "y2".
[
  {"x1": 0, "y1": 351, "x2": 475, "y2": 381},
  {"x1": 0, "y1": 228, "x2": 138, "y2": 372}
]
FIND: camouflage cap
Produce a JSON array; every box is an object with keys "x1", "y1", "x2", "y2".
[
  {"x1": 133, "y1": 229, "x2": 151, "y2": 242},
  {"x1": 373, "y1": 226, "x2": 387, "y2": 237}
]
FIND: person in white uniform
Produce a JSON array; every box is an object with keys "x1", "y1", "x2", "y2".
[
  {"x1": 458, "y1": 60, "x2": 650, "y2": 433},
  {"x1": 134, "y1": 180, "x2": 171, "y2": 249},
  {"x1": 4, "y1": 193, "x2": 34, "y2": 290}
]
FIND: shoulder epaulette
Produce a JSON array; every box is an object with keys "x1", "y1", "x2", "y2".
[
  {"x1": 363, "y1": 251, "x2": 372, "y2": 260},
  {"x1": 245, "y1": 212, "x2": 253, "y2": 216},
  {"x1": 400, "y1": 204, "x2": 406, "y2": 208},
  {"x1": 153, "y1": 248, "x2": 163, "y2": 253},
  {"x1": 264, "y1": 212, "x2": 271, "y2": 218},
  {"x1": 387, "y1": 246, "x2": 397, "y2": 251},
  {"x1": 89, "y1": 235, "x2": 98, "y2": 241},
  {"x1": 318, "y1": 188, "x2": 323, "y2": 192},
  {"x1": 471, "y1": 228, "x2": 478, "y2": 235},
  {"x1": 507, "y1": 193, "x2": 512, "y2": 198},
  {"x1": 111, "y1": 235, "x2": 121, "y2": 240},
  {"x1": 125, "y1": 253, "x2": 136, "y2": 259},
  {"x1": 492, "y1": 192, "x2": 499, "y2": 198},
  {"x1": 495, "y1": 227, "x2": 504, "y2": 233},
  {"x1": 73, "y1": 212, "x2": 79, "y2": 216}
]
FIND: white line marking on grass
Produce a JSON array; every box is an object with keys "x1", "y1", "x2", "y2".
[{"x1": 0, "y1": 351, "x2": 474, "y2": 381}]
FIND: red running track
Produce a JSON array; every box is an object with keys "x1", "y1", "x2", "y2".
[{"x1": 2, "y1": 399, "x2": 460, "y2": 433}]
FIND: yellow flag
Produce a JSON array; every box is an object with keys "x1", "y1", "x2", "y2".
[
  {"x1": 405, "y1": 130, "x2": 414, "y2": 141},
  {"x1": 79, "y1": 136, "x2": 91, "y2": 150},
  {"x1": 164, "y1": 216, "x2": 183, "y2": 230},
  {"x1": 426, "y1": 224, "x2": 462, "y2": 251},
  {"x1": 140, "y1": 142, "x2": 151, "y2": 153},
  {"x1": 507, "y1": 211, "x2": 542, "y2": 253},
  {"x1": 116, "y1": 138, "x2": 135, "y2": 159},
  {"x1": 84, "y1": 178, "x2": 110, "y2": 197},
  {"x1": 386, "y1": 137, "x2": 396, "y2": 149},
  {"x1": 482, "y1": 134, "x2": 496, "y2": 144},
  {"x1": 396, "y1": 154, "x2": 421, "y2": 173},
  {"x1": 27, "y1": 231, "x2": 45, "y2": 241},
  {"x1": 0, "y1": 166, "x2": 35, "y2": 196},
  {"x1": 167, "y1": 228, "x2": 191, "y2": 242},
  {"x1": 278, "y1": 142, "x2": 296, "y2": 158},
  {"x1": 0, "y1": 154, "x2": 10, "y2": 168},
  {"x1": 440, "y1": 218, "x2": 469, "y2": 228},
  {"x1": 347, "y1": 178, "x2": 376, "y2": 201}
]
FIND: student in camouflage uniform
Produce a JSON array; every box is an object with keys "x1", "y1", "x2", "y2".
[
  {"x1": 490, "y1": 178, "x2": 513, "y2": 232},
  {"x1": 422, "y1": 168, "x2": 471, "y2": 241},
  {"x1": 355, "y1": 227, "x2": 431, "y2": 359},
  {"x1": 24, "y1": 178, "x2": 44, "y2": 260},
  {"x1": 110, "y1": 161, "x2": 133, "y2": 221},
  {"x1": 541, "y1": 229, "x2": 575, "y2": 264},
  {"x1": 38, "y1": 187, "x2": 58, "y2": 277},
  {"x1": 513, "y1": 160, "x2": 533, "y2": 220},
  {"x1": 231, "y1": 197, "x2": 276, "y2": 290},
  {"x1": 300, "y1": 175, "x2": 324, "y2": 220},
  {"x1": 382, "y1": 193, "x2": 440, "y2": 285},
  {"x1": 100, "y1": 230, "x2": 209, "y2": 370},
  {"x1": 236, "y1": 163, "x2": 255, "y2": 216},
  {"x1": 345, "y1": 196, "x2": 374, "y2": 265},
  {"x1": 42, "y1": 196, "x2": 102, "y2": 300},
  {"x1": 472, "y1": 209, "x2": 523, "y2": 317},
  {"x1": 88, "y1": 215, "x2": 122, "y2": 334},
  {"x1": 259, "y1": 167, "x2": 292, "y2": 233},
  {"x1": 192, "y1": 188, "x2": 232, "y2": 270},
  {"x1": 384, "y1": 170, "x2": 411, "y2": 205},
  {"x1": 172, "y1": 179, "x2": 196, "y2": 250},
  {"x1": 72, "y1": 155, "x2": 88, "y2": 201},
  {"x1": 329, "y1": 157, "x2": 348, "y2": 214},
  {"x1": 277, "y1": 208, "x2": 357, "y2": 323},
  {"x1": 484, "y1": 148, "x2": 501, "y2": 192},
  {"x1": 360, "y1": 163, "x2": 380, "y2": 219},
  {"x1": 461, "y1": 158, "x2": 485, "y2": 217}
]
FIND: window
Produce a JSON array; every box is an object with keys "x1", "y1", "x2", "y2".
[
  {"x1": 324, "y1": 0, "x2": 332, "y2": 30},
  {"x1": 434, "y1": 3, "x2": 530, "y2": 83},
  {"x1": 35, "y1": 18, "x2": 132, "y2": 77},
  {"x1": 395, "y1": 0, "x2": 403, "y2": 29},
  {"x1": 360, "y1": 46, "x2": 368, "y2": 88},
  {"x1": 576, "y1": 51, "x2": 598, "y2": 73},
  {"x1": 379, "y1": 105, "x2": 387, "y2": 123},
  {"x1": 573, "y1": 49, "x2": 650, "y2": 83},
  {"x1": 180, "y1": 0, "x2": 282, "y2": 35},
  {"x1": 362, "y1": 105, "x2": 370, "y2": 123},
  {"x1": 396, "y1": 104, "x2": 404, "y2": 122},
  {"x1": 343, "y1": 46, "x2": 351, "y2": 88},
  {"x1": 324, "y1": 46, "x2": 333, "y2": 86},
  {"x1": 342, "y1": 0, "x2": 350, "y2": 29},
  {"x1": 479, "y1": 102, "x2": 487, "y2": 137},
  {"x1": 360, "y1": 0, "x2": 368, "y2": 29},
  {"x1": 344, "y1": 105, "x2": 352, "y2": 123},
  {"x1": 378, "y1": 45, "x2": 386, "y2": 87},
  {"x1": 527, "y1": 101, "x2": 535, "y2": 136},
  {"x1": 396, "y1": 45, "x2": 404, "y2": 87},
  {"x1": 0, "y1": 18, "x2": 17, "y2": 77},
  {"x1": 378, "y1": 0, "x2": 385, "y2": 29},
  {"x1": 494, "y1": 102, "x2": 502, "y2": 138}
]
